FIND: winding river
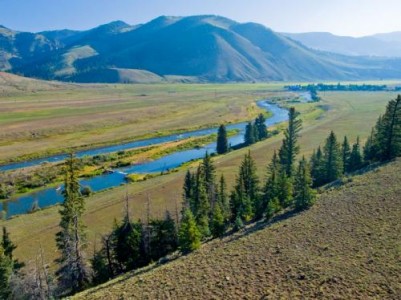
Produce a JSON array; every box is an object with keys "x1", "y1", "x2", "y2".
[{"x1": 0, "y1": 101, "x2": 288, "y2": 218}]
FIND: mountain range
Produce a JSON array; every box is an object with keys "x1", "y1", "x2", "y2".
[
  {"x1": 284, "y1": 32, "x2": 401, "y2": 57},
  {"x1": 2, "y1": 15, "x2": 401, "y2": 83}
]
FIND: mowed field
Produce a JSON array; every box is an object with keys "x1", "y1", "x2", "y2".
[
  {"x1": 0, "y1": 82, "x2": 399, "y2": 271},
  {"x1": 0, "y1": 72, "x2": 286, "y2": 163}
]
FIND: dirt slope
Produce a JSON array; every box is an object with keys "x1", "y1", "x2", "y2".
[{"x1": 75, "y1": 160, "x2": 401, "y2": 299}]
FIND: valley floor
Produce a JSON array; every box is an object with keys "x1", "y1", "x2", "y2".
[{"x1": 75, "y1": 159, "x2": 401, "y2": 299}]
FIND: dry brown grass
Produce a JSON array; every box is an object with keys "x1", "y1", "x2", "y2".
[
  {"x1": 74, "y1": 159, "x2": 401, "y2": 300},
  {"x1": 0, "y1": 74, "x2": 281, "y2": 163}
]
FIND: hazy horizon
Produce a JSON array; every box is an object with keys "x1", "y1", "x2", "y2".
[{"x1": 1, "y1": 0, "x2": 401, "y2": 37}]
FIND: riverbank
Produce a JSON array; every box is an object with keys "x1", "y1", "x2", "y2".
[
  {"x1": 0, "y1": 101, "x2": 286, "y2": 218},
  {"x1": 0, "y1": 82, "x2": 286, "y2": 164}
]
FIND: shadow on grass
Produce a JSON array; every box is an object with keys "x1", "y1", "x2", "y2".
[{"x1": 222, "y1": 209, "x2": 301, "y2": 245}]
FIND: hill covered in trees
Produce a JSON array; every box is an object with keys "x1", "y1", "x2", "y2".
[{"x1": 3, "y1": 16, "x2": 401, "y2": 82}]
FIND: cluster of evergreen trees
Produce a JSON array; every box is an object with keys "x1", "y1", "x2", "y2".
[
  {"x1": 180, "y1": 152, "x2": 230, "y2": 249},
  {"x1": 216, "y1": 113, "x2": 269, "y2": 155},
  {"x1": 179, "y1": 107, "x2": 315, "y2": 250},
  {"x1": 91, "y1": 208, "x2": 177, "y2": 285},
  {"x1": 244, "y1": 114, "x2": 269, "y2": 146},
  {"x1": 310, "y1": 95, "x2": 401, "y2": 187},
  {"x1": 364, "y1": 95, "x2": 401, "y2": 162}
]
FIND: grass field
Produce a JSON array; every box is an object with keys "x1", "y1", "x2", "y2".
[
  {"x1": 74, "y1": 158, "x2": 401, "y2": 299},
  {"x1": 0, "y1": 87, "x2": 398, "y2": 271},
  {"x1": 0, "y1": 72, "x2": 289, "y2": 164}
]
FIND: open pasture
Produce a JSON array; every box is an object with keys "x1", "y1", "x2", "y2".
[
  {"x1": 0, "y1": 76, "x2": 285, "y2": 163},
  {"x1": 0, "y1": 88, "x2": 398, "y2": 267}
]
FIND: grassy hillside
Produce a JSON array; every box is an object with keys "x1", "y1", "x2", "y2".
[{"x1": 74, "y1": 158, "x2": 401, "y2": 299}]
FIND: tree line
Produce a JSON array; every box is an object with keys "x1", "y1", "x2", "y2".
[
  {"x1": 286, "y1": 83, "x2": 389, "y2": 92},
  {"x1": 0, "y1": 95, "x2": 400, "y2": 298}
]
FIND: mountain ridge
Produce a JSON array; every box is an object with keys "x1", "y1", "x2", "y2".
[
  {"x1": 284, "y1": 31, "x2": 401, "y2": 57},
  {"x1": 2, "y1": 15, "x2": 401, "y2": 82}
]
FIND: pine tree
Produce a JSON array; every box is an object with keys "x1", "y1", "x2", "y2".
[
  {"x1": 374, "y1": 95, "x2": 401, "y2": 161},
  {"x1": 230, "y1": 176, "x2": 250, "y2": 222},
  {"x1": 1, "y1": 227, "x2": 23, "y2": 272},
  {"x1": 55, "y1": 153, "x2": 89, "y2": 294},
  {"x1": 279, "y1": 107, "x2": 302, "y2": 177},
  {"x1": 294, "y1": 157, "x2": 316, "y2": 211},
  {"x1": 202, "y1": 152, "x2": 216, "y2": 200},
  {"x1": 2, "y1": 227, "x2": 16, "y2": 261},
  {"x1": 195, "y1": 176, "x2": 211, "y2": 238},
  {"x1": 149, "y1": 212, "x2": 178, "y2": 260},
  {"x1": 265, "y1": 197, "x2": 280, "y2": 220},
  {"x1": 218, "y1": 175, "x2": 230, "y2": 221},
  {"x1": 342, "y1": 136, "x2": 351, "y2": 173},
  {"x1": 0, "y1": 244, "x2": 12, "y2": 299},
  {"x1": 114, "y1": 218, "x2": 143, "y2": 271},
  {"x1": 210, "y1": 203, "x2": 226, "y2": 238},
  {"x1": 348, "y1": 137, "x2": 363, "y2": 172},
  {"x1": 178, "y1": 209, "x2": 201, "y2": 253},
  {"x1": 255, "y1": 113, "x2": 268, "y2": 140},
  {"x1": 322, "y1": 131, "x2": 343, "y2": 184},
  {"x1": 310, "y1": 146, "x2": 325, "y2": 187},
  {"x1": 216, "y1": 124, "x2": 229, "y2": 154},
  {"x1": 240, "y1": 151, "x2": 259, "y2": 206},
  {"x1": 183, "y1": 170, "x2": 194, "y2": 204},
  {"x1": 277, "y1": 167, "x2": 293, "y2": 208},
  {"x1": 364, "y1": 128, "x2": 379, "y2": 162},
  {"x1": 264, "y1": 151, "x2": 281, "y2": 219},
  {"x1": 244, "y1": 122, "x2": 256, "y2": 146},
  {"x1": 91, "y1": 247, "x2": 111, "y2": 285},
  {"x1": 230, "y1": 152, "x2": 259, "y2": 222}
]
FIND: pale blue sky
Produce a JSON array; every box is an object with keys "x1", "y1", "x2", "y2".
[{"x1": 1, "y1": 0, "x2": 401, "y2": 36}]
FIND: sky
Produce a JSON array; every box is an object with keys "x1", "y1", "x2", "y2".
[{"x1": 1, "y1": 0, "x2": 401, "y2": 36}]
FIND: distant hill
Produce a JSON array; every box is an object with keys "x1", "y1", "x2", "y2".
[
  {"x1": 3, "y1": 16, "x2": 401, "y2": 82},
  {"x1": 284, "y1": 32, "x2": 401, "y2": 57},
  {"x1": 0, "y1": 71, "x2": 73, "y2": 93},
  {"x1": 74, "y1": 159, "x2": 401, "y2": 299}
]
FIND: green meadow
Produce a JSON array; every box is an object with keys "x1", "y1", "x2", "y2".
[{"x1": 1, "y1": 80, "x2": 399, "y2": 266}]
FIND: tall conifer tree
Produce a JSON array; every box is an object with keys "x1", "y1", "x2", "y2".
[
  {"x1": 279, "y1": 107, "x2": 302, "y2": 177},
  {"x1": 216, "y1": 124, "x2": 229, "y2": 154},
  {"x1": 322, "y1": 131, "x2": 343, "y2": 184},
  {"x1": 264, "y1": 151, "x2": 281, "y2": 219},
  {"x1": 374, "y1": 95, "x2": 401, "y2": 161},
  {"x1": 310, "y1": 146, "x2": 325, "y2": 187},
  {"x1": 178, "y1": 209, "x2": 201, "y2": 253},
  {"x1": 294, "y1": 157, "x2": 316, "y2": 211},
  {"x1": 342, "y1": 136, "x2": 351, "y2": 173},
  {"x1": 255, "y1": 113, "x2": 268, "y2": 140},
  {"x1": 218, "y1": 175, "x2": 230, "y2": 221},
  {"x1": 55, "y1": 153, "x2": 89, "y2": 294},
  {"x1": 244, "y1": 122, "x2": 256, "y2": 146},
  {"x1": 348, "y1": 137, "x2": 363, "y2": 172},
  {"x1": 0, "y1": 244, "x2": 12, "y2": 299}
]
